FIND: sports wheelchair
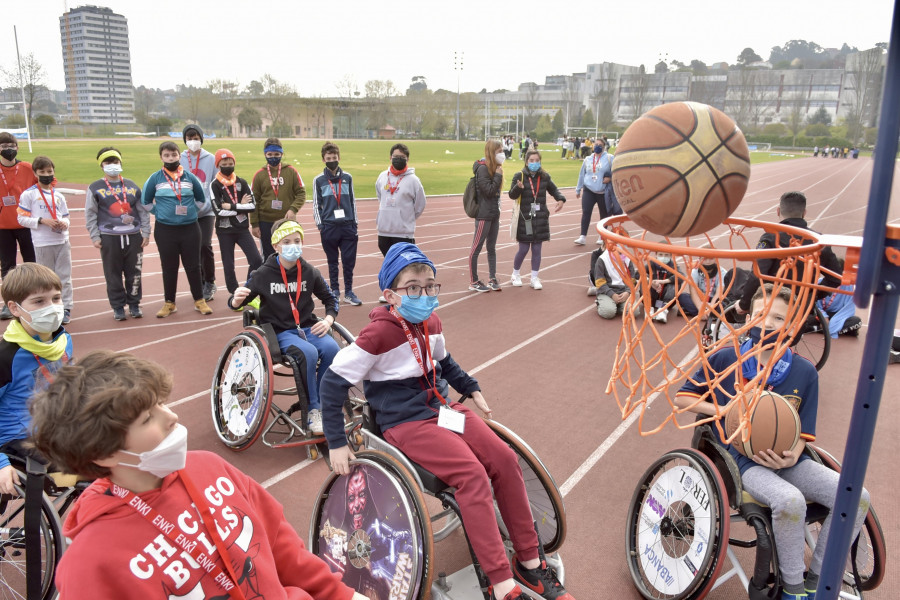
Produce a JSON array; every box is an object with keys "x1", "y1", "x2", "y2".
[
  {"x1": 624, "y1": 424, "x2": 885, "y2": 600},
  {"x1": 307, "y1": 402, "x2": 568, "y2": 600},
  {"x1": 210, "y1": 309, "x2": 364, "y2": 461},
  {"x1": 0, "y1": 454, "x2": 90, "y2": 600}
]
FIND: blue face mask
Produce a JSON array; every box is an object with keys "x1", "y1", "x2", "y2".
[
  {"x1": 266, "y1": 156, "x2": 282, "y2": 167},
  {"x1": 594, "y1": 144, "x2": 604, "y2": 154},
  {"x1": 746, "y1": 326, "x2": 779, "y2": 347},
  {"x1": 527, "y1": 162, "x2": 541, "y2": 172},
  {"x1": 279, "y1": 244, "x2": 302, "y2": 261},
  {"x1": 396, "y1": 295, "x2": 439, "y2": 324}
]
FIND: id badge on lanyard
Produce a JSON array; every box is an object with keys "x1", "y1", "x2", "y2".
[{"x1": 438, "y1": 404, "x2": 465, "y2": 433}]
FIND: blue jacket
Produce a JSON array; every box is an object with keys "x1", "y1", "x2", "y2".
[
  {"x1": 312, "y1": 168, "x2": 358, "y2": 228},
  {"x1": 576, "y1": 151, "x2": 612, "y2": 195},
  {"x1": 0, "y1": 329, "x2": 73, "y2": 469},
  {"x1": 141, "y1": 169, "x2": 207, "y2": 225}
]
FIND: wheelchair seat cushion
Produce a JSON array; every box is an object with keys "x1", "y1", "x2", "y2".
[{"x1": 408, "y1": 459, "x2": 451, "y2": 495}]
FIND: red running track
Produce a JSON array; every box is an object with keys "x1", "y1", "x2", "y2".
[{"x1": 55, "y1": 156, "x2": 898, "y2": 598}]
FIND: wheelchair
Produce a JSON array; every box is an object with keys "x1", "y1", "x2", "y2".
[
  {"x1": 307, "y1": 401, "x2": 568, "y2": 600},
  {"x1": 702, "y1": 302, "x2": 831, "y2": 372},
  {"x1": 624, "y1": 424, "x2": 885, "y2": 600},
  {"x1": 0, "y1": 454, "x2": 90, "y2": 600},
  {"x1": 210, "y1": 309, "x2": 364, "y2": 461}
]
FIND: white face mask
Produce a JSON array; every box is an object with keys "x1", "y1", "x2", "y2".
[
  {"x1": 186, "y1": 140, "x2": 202, "y2": 152},
  {"x1": 103, "y1": 163, "x2": 123, "y2": 177},
  {"x1": 118, "y1": 423, "x2": 188, "y2": 478},
  {"x1": 17, "y1": 302, "x2": 64, "y2": 333},
  {"x1": 495, "y1": 152, "x2": 506, "y2": 165}
]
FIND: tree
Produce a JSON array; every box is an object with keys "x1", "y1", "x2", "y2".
[
  {"x1": 257, "y1": 74, "x2": 298, "y2": 137},
  {"x1": 334, "y1": 74, "x2": 357, "y2": 98},
  {"x1": 844, "y1": 47, "x2": 885, "y2": 142},
  {"x1": 628, "y1": 65, "x2": 650, "y2": 121},
  {"x1": 407, "y1": 76, "x2": 427, "y2": 94},
  {"x1": 769, "y1": 40, "x2": 825, "y2": 68},
  {"x1": 785, "y1": 90, "x2": 808, "y2": 146},
  {"x1": 1, "y1": 52, "x2": 47, "y2": 130},
  {"x1": 33, "y1": 114, "x2": 55, "y2": 127},
  {"x1": 208, "y1": 79, "x2": 240, "y2": 134},
  {"x1": 580, "y1": 108, "x2": 595, "y2": 128},
  {"x1": 238, "y1": 106, "x2": 262, "y2": 134},
  {"x1": 174, "y1": 84, "x2": 216, "y2": 127},
  {"x1": 690, "y1": 59, "x2": 708, "y2": 74},
  {"x1": 246, "y1": 80, "x2": 264, "y2": 96},
  {"x1": 808, "y1": 106, "x2": 832, "y2": 126},
  {"x1": 362, "y1": 79, "x2": 397, "y2": 130},
  {"x1": 805, "y1": 123, "x2": 830, "y2": 137},
  {"x1": 552, "y1": 109, "x2": 565, "y2": 136},
  {"x1": 654, "y1": 61, "x2": 669, "y2": 74},
  {"x1": 736, "y1": 47, "x2": 762, "y2": 67},
  {"x1": 533, "y1": 114, "x2": 555, "y2": 142},
  {"x1": 1, "y1": 114, "x2": 25, "y2": 128}
]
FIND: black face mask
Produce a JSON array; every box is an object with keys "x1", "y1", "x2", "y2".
[
  {"x1": 0, "y1": 148, "x2": 16, "y2": 161},
  {"x1": 38, "y1": 175, "x2": 54, "y2": 186},
  {"x1": 325, "y1": 160, "x2": 339, "y2": 172},
  {"x1": 219, "y1": 166, "x2": 235, "y2": 176},
  {"x1": 391, "y1": 156, "x2": 407, "y2": 170},
  {"x1": 163, "y1": 160, "x2": 181, "y2": 172},
  {"x1": 701, "y1": 262, "x2": 718, "y2": 276}
]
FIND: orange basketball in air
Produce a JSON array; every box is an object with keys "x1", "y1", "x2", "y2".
[
  {"x1": 725, "y1": 390, "x2": 801, "y2": 457},
  {"x1": 612, "y1": 102, "x2": 751, "y2": 237}
]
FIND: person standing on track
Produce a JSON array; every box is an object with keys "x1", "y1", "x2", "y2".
[
  {"x1": 574, "y1": 139, "x2": 612, "y2": 246},
  {"x1": 180, "y1": 125, "x2": 218, "y2": 302},
  {"x1": 86, "y1": 147, "x2": 150, "y2": 321},
  {"x1": 0, "y1": 133, "x2": 37, "y2": 320},
  {"x1": 468, "y1": 139, "x2": 504, "y2": 293},
  {"x1": 251, "y1": 137, "x2": 307, "y2": 260},
  {"x1": 508, "y1": 150, "x2": 566, "y2": 290}
]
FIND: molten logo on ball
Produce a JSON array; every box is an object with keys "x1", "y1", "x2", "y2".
[{"x1": 612, "y1": 102, "x2": 751, "y2": 237}]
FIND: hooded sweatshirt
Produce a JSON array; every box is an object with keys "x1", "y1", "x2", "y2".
[
  {"x1": 57, "y1": 450, "x2": 355, "y2": 600},
  {"x1": 320, "y1": 306, "x2": 480, "y2": 449},
  {"x1": 180, "y1": 148, "x2": 216, "y2": 218},
  {"x1": 228, "y1": 254, "x2": 338, "y2": 331},
  {"x1": 374, "y1": 167, "x2": 426, "y2": 238},
  {"x1": 472, "y1": 160, "x2": 502, "y2": 220}
]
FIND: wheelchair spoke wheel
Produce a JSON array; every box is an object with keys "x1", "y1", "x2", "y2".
[
  {"x1": 486, "y1": 420, "x2": 567, "y2": 554},
  {"x1": 210, "y1": 330, "x2": 273, "y2": 451},
  {"x1": 309, "y1": 450, "x2": 434, "y2": 600},
  {"x1": 805, "y1": 446, "x2": 885, "y2": 592},
  {"x1": 790, "y1": 306, "x2": 830, "y2": 371},
  {"x1": 625, "y1": 449, "x2": 729, "y2": 600},
  {"x1": 0, "y1": 476, "x2": 65, "y2": 600}
]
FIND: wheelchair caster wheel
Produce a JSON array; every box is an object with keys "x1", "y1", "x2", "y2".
[{"x1": 308, "y1": 446, "x2": 319, "y2": 461}]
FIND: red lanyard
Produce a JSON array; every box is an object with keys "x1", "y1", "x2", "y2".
[
  {"x1": 163, "y1": 171, "x2": 183, "y2": 204},
  {"x1": 187, "y1": 153, "x2": 201, "y2": 177},
  {"x1": 527, "y1": 174, "x2": 541, "y2": 201},
  {"x1": 591, "y1": 154, "x2": 601, "y2": 173},
  {"x1": 387, "y1": 173, "x2": 401, "y2": 196},
  {"x1": 222, "y1": 181, "x2": 239, "y2": 206},
  {"x1": 266, "y1": 163, "x2": 282, "y2": 197},
  {"x1": 278, "y1": 257, "x2": 303, "y2": 327},
  {"x1": 32, "y1": 351, "x2": 68, "y2": 383},
  {"x1": 104, "y1": 177, "x2": 130, "y2": 215},
  {"x1": 389, "y1": 306, "x2": 446, "y2": 405},
  {"x1": 37, "y1": 187, "x2": 58, "y2": 220},
  {"x1": 327, "y1": 178, "x2": 342, "y2": 208},
  {"x1": 107, "y1": 474, "x2": 247, "y2": 600},
  {"x1": 0, "y1": 164, "x2": 18, "y2": 194}
]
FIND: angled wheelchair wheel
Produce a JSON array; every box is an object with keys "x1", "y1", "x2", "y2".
[
  {"x1": 328, "y1": 321, "x2": 366, "y2": 442},
  {"x1": 486, "y1": 420, "x2": 567, "y2": 554},
  {"x1": 625, "y1": 449, "x2": 730, "y2": 600},
  {"x1": 790, "y1": 305, "x2": 830, "y2": 371},
  {"x1": 210, "y1": 328, "x2": 274, "y2": 451},
  {"x1": 309, "y1": 450, "x2": 434, "y2": 600},
  {"x1": 805, "y1": 445, "x2": 885, "y2": 593},
  {"x1": 0, "y1": 472, "x2": 65, "y2": 600}
]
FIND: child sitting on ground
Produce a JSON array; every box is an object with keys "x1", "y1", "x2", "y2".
[
  {"x1": 228, "y1": 219, "x2": 339, "y2": 434},
  {"x1": 0, "y1": 263, "x2": 72, "y2": 494},
  {"x1": 319, "y1": 243, "x2": 575, "y2": 600},
  {"x1": 29, "y1": 349, "x2": 365, "y2": 600},
  {"x1": 675, "y1": 284, "x2": 870, "y2": 600},
  {"x1": 646, "y1": 244, "x2": 697, "y2": 323},
  {"x1": 591, "y1": 245, "x2": 639, "y2": 320}
]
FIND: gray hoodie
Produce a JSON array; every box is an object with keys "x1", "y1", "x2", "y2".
[{"x1": 374, "y1": 167, "x2": 426, "y2": 238}]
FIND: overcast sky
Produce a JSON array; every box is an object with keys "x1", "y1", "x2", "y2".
[{"x1": 2, "y1": 0, "x2": 894, "y2": 97}]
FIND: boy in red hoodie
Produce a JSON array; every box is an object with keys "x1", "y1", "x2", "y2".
[{"x1": 30, "y1": 350, "x2": 365, "y2": 600}]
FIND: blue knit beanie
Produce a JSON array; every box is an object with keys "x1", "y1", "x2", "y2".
[{"x1": 378, "y1": 243, "x2": 436, "y2": 291}]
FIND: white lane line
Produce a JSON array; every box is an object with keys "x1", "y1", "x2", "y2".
[
  {"x1": 559, "y1": 346, "x2": 700, "y2": 498},
  {"x1": 168, "y1": 389, "x2": 210, "y2": 408},
  {"x1": 260, "y1": 460, "x2": 316, "y2": 489},
  {"x1": 121, "y1": 322, "x2": 226, "y2": 352}
]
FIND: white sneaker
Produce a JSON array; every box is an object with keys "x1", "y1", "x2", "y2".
[
  {"x1": 308, "y1": 409, "x2": 324, "y2": 435},
  {"x1": 596, "y1": 236, "x2": 604, "y2": 245},
  {"x1": 652, "y1": 308, "x2": 669, "y2": 324},
  {"x1": 531, "y1": 277, "x2": 543, "y2": 290},
  {"x1": 511, "y1": 273, "x2": 523, "y2": 287},
  {"x1": 378, "y1": 295, "x2": 387, "y2": 303},
  {"x1": 574, "y1": 235, "x2": 586, "y2": 245}
]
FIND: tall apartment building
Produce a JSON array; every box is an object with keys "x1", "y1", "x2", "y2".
[{"x1": 59, "y1": 5, "x2": 135, "y2": 124}]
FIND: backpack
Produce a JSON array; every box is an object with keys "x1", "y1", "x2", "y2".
[{"x1": 463, "y1": 175, "x2": 479, "y2": 218}]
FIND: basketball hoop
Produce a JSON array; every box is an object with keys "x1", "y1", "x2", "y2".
[{"x1": 595, "y1": 215, "x2": 859, "y2": 443}]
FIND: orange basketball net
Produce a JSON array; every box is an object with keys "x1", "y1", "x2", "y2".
[{"x1": 596, "y1": 215, "x2": 857, "y2": 445}]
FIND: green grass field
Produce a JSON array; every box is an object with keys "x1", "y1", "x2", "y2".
[{"x1": 13, "y1": 138, "x2": 799, "y2": 197}]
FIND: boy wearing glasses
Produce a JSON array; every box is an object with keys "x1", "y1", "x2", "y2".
[{"x1": 319, "y1": 243, "x2": 575, "y2": 600}]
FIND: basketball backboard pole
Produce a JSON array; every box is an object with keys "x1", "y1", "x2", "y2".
[{"x1": 817, "y1": 1, "x2": 900, "y2": 598}]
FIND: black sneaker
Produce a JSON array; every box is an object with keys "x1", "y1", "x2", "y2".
[
  {"x1": 62, "y1": 309, "x2": 71, "y2": 325},
  {"x1": 890, "y1": 350, "x2": 900, "y2": 364},
  {"x1": 0, "y1": 305, "x2": 12, "y2": 320},
  {"x1": 469, "y1": 280, "x2": 490, "y2": 293},
  {"x1": 488, "y1": 278, "x2": 502, "y2": 291},
  {"x1": 203, "y1": 282, "x2": 216, "y2": 302},
  {"x1": 512, "y1": 559, "x2": 575, "y2": 600},
  {"x1": 839, "y1": 315, "x2": 862, "y2": 336},
  {"x1": 129, "y1": 305, "x2": 143, "y2": 318},
  {"x1": 113, "y1": 307, "x2": 126, "y2": 321}
]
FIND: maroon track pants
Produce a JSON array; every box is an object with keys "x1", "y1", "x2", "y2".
[{"x1": 383, "y1": 403, "x2": 540, "y2": 584}]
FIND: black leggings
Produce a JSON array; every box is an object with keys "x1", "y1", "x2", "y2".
[
  {"x1": 198, "y1": 215, "x2": 216, "y2": 284},
  {"x1": 0, "y1": 228, "x2": 35, "y2": 279},
  {"x1": 580, "y1": 188, "x2": 608, "y2": 236},
  {"x1": 469, "y1": 217, "x2": 499, "y2": 282},
  {"x1": 154, "y1": 221, "x2": 203, "y2": 302}
]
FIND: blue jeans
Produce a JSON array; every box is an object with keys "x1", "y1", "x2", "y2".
[{"x1": 276, "y1": 328, "x2": 340, "y2": 410}]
